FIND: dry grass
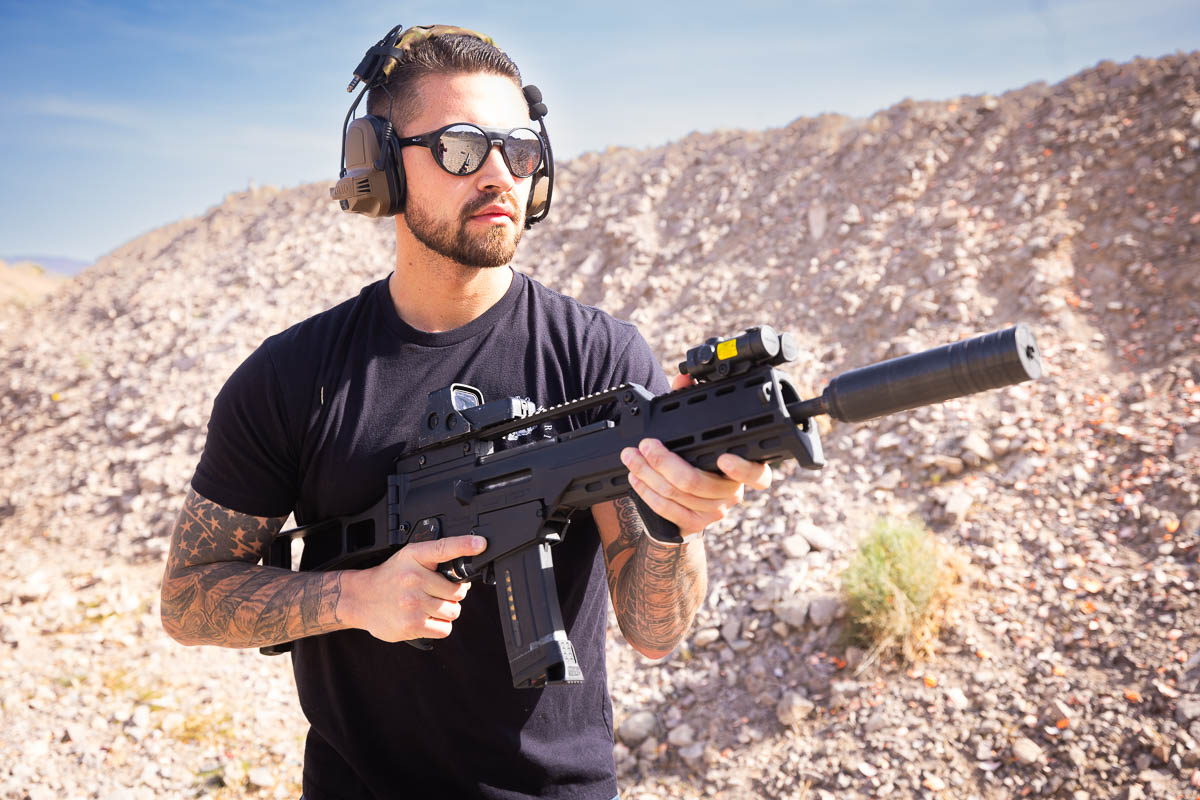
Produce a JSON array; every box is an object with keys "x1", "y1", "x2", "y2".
[
  {"x1": 172, "y1": 709, "x2": 234, "y2": 744},
  {"x1": 839, "y1": 516, "x2": 968, "y2": 669}
]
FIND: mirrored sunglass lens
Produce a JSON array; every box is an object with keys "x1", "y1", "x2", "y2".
[
  {"x1": 437, "y1": 126, "x2": 489, "y2": 175},
  {"x1": 504, "y1": 129, "x2": 542, "y2": 177}
]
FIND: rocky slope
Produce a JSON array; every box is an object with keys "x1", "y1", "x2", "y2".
[{"x1": 1, "y1": 52, "x2": 1198, "y2": 799}]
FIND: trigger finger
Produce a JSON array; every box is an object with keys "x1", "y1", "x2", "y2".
[{"x1": 426, "y1": 573, "x2": 471, "y2": 602}]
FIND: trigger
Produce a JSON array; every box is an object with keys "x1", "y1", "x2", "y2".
[{"x1": 441, "y1": 557, "x2": 471, "y2": 581}]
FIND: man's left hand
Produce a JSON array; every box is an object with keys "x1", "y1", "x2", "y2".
[{"x1": 618, "y1": 373, "x2": 773, "y2": 537}]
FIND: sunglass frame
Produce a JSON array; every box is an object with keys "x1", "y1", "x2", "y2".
[{"x1": 395, "y1": 122, "x2": 545, "y2": 178}]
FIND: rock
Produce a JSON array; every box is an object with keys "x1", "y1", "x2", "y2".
[
  {"x1": 796, "y1": 522, "x2": 840, "y2": 552},
  {"x1": 807, "y1": 594, "x2": 841, "y2": 627},
  {"x1": 829, "y1": 680, "x2": 865, "y2": 714},
  {"x1": 131, "y1": 704, "x2": 151, "y2": 729},
  {"x1": 878, "y1": 468, "x2": 902, "y2": 490},
  {"x1": 863, "y1": 711, "x2": 889, "y2": 733},
  {"x1": 1004, "y1": 456, "x2": 1041, "y2": 482},
  {"x1": 15, "y1": 571, "x2": 51, "y2": 602},
  {"x1": 678, "y1": 741, "x2": 705, "y2": 767},
  {"x1": 922, "y1": 454, "x2": 965, "y2": 475},
  {"x1": 1181, "y1": 510, "x2": 1200, "y2": 539},
  {"x1": 943, "y1": 489, "x2": 973, "y2": 522},
  {"x1": 946, "y1": 687, "x2": 970, "y2": 711},
  {"x1": 1041, "y1": 698, "x2": 1073, "y2": 725},
  {"x1": 960, "y1": 432, "x2": 994, "y2": 466},
  {"x1": 1177, "y1": 696, "x2": 1200, "y2": 724},
  {"x1": 1012, "y1": 736, "x2": 1044, "y2": 764},
  {"x1": 693, "y1": 627, "x2": 720, "y2": 648},
  {"x1": 223, "y1": 759, "x2": 247, "y2": 787},
  {"x1": 875, "y1": 432, "x2": 904, "y2": 451},
  {"x1": 667, "y1": 723, "x2": 695, "y2": 747},
  {"x1": 808, "y1": 202, "x2": 828, "y2": 239},
  {"x1": 159, "y1": 712, "x2": 185, "y2": 736},
  {"x1": 720, "y1": 617, "x2": 742, "y2": 647},
  {"x1": 618, "y1": 711, "x2": 658, "y2": 747},
  {"x1": 781, "y1": 533, "x2": 811, "y2": 559},
  {"x1": 777, "y1": 692, "x2": 815, "y2": 726},
  {"x1": 246, "y1": 767, "x2": 274, "y2": 788},
  {"x1": 844, "y1": 646, "x2": 866, "y2": 672},
  {"x1": 1175, "y1": 433, "x2": 1199, "y2": 458},
  {"x1": 774, "y1": 596, "x2": 811, "y2": 628},
  {"x1": 843, "y1": 204, "x2": 864, "y2": 224},
  {"x1": 612, "y1": 743, "x2": 634, "y2": 776}
]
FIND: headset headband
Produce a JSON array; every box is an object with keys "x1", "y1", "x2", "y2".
[{"x1": 346, "y1": 25, "x2": 497, "y2": 93}]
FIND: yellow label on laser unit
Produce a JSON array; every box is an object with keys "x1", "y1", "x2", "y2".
[{"x1": 716, "y1": 339, "x2": 738, "y2": 360}]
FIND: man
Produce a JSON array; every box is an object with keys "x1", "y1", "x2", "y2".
[{"x1": 161, "y1": 28, "x2": 771, "y2": 799}]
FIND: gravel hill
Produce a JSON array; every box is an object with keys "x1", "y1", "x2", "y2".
[{"x1": 1, "y1": 52, "x2": 1198, "y2": 799}]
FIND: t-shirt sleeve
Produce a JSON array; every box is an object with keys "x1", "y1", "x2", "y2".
[{"x1": 191, "y1": 342, "x2": 298, "y2": 518}]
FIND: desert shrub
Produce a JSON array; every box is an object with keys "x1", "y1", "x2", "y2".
[{"x1": 840, "y1": 516, "x2": 966, "y2": 666}]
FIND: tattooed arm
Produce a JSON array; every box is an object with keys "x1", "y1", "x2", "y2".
[
  {"x1": 161, "y1": 487, "x2": 486, "y2": 648},
  {"x1": 160, "y1": 487, "x2": 348, "y2": 648},
  {"x1": 593, "y1": 496, "x2": 708, "y2": 660},
  {"x1": 594, "y1": 435, "x2": 774, "y2": 660}
]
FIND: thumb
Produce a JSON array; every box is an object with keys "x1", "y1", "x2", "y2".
[
  {"x1": 406, "y1": 534, "x2": 488, "y2": 570},
  {"x1": 670, "y1": 372, "x2": 695, "y2": 391}
]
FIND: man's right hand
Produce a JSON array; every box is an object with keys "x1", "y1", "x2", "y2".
[{"x1": 343, "y1": 535, "x2": 489, "y2": 642}]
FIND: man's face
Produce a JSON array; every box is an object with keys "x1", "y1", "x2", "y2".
[{"x1": 399, "y1": 72, "x2": 535, "y2": 268}]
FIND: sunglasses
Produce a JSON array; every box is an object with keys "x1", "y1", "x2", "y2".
[{"x1": 396, "y1": 123, "x2": 544, "y2": 179}]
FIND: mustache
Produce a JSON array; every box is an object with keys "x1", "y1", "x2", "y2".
[{"x1": 462, "y1": 193, "x2": 519, "y2": 219}]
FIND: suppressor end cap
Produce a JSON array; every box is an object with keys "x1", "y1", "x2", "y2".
[{"x1": 1014, "y1": 324, "x2": 1043, "y2": 381}]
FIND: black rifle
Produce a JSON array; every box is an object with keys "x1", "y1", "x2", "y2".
[{"x1": 261, "y1": 324, "x2": 1043, "y2": 689}]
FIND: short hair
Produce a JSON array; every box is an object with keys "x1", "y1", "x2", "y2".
[{"x1": 366, "y1": 34, "x2": 523, "y2": 132}]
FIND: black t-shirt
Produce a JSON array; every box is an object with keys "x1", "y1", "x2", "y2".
[{"x1": 192, "y1": 269, "x2": 670, "y2": 800}]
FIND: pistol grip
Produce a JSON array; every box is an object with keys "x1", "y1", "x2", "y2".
[{"x1": 494, "y1": 543, "x2": 583, "y2": 688}]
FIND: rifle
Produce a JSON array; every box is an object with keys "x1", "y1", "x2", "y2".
[{"x1": 261, "y1": 324, "x2": 1043, "y2": 689}]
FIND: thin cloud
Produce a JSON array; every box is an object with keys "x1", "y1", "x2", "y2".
[{"x1": 30, "y1": 96, "x2": 151, "y2": 129}]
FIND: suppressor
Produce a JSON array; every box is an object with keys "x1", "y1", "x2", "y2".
[{"x1": 789, "y1": 325, "x2": 1043, "y2": 424}]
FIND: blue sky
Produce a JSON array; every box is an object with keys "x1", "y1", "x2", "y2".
[{"x1": 1, "y1": 0, "x2": 1197, "y2": 263}]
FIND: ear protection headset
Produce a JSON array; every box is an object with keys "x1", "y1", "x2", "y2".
[{"x1": 330, "y1": 25, "x2": 554, "y2": 228}]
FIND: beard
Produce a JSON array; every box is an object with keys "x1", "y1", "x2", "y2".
[{"x1": 404, "y1": 192, "x2": 524, "y2": 268}]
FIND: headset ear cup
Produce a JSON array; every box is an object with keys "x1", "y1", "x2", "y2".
[{"x1": 331, "y1": 115, "x2": 404, "y2": 217}]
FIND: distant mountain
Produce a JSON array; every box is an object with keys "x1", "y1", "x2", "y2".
[{"x1": 2, "y1": 255, "x2": 92, "y2": 276}]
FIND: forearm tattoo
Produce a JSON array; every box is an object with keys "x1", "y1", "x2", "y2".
[
  {"x1": 160, "y1": 488, "x2": 346, "y2": 648},
  {"x1": 604, "y1": 496, "x2": 706, "y2": 654}
]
